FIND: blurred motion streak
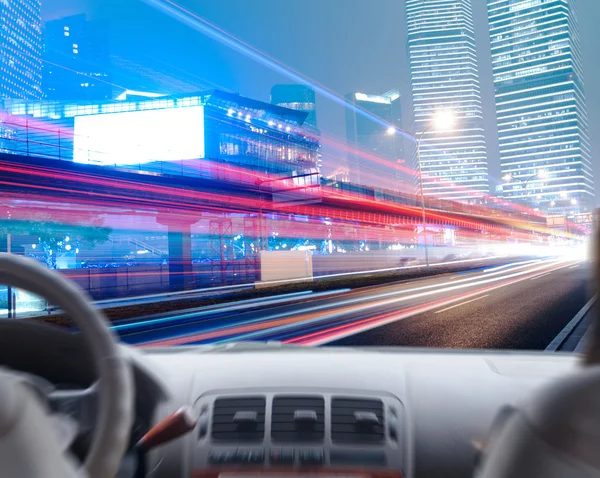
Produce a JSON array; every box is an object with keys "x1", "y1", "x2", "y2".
[
  {"x1": 135, "y1": 258, "x2": 574, "y2": 348},
  {"x1": 0, "y1": 102, "x2": 589, "y2": 311}
]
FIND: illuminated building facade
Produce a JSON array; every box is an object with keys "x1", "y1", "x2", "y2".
[
  {"x1": 42, "y1": 14, "x2": 112, "y2": 101},
  {"x1": 345, "y1": 90, "x2": 404, "y2": 190},
  {"x1": 488, "y1": 0, "x2": 594, "y2": 214},
  {"x1": 0, "y1": 90, "x2": 320, "y2": 176},
  {"x1": 0, "y1": 0, "x2": 42, "y2": 99},
  {"x1": 406, "y1": 0, "x2": 489, "y2": 201}
]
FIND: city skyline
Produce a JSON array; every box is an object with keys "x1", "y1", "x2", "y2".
[
  {"x1": 0, "y1": 0, "x2": 43, "y2": 100},
  {"x1": 489, "y1": 0, "x2": 595, "y2": 215},
  {"x1": 406, "y1": 0, "x2": 489, "y2": 202},
  {"x1": 1, "y1": 0, "x2": 595, "y2": 209}
]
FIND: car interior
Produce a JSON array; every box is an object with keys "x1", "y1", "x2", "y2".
[{"x1": 0, "y1": 234, "x2": 599, "y2": 478}]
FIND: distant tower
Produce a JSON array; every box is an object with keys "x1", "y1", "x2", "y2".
[
  {"x1": 488, "y1": 0, "x2": 594, "y2": 214},
  {"x1": 271, "y1": 84, "x2": 321, "y2": 171},
  {"x1": 42, "y1": 14, "x2": 112, "y2": 100},
  {"x1": 0, "y1": 0, "x2": 42, "y2": 99},
  {"x1": 406, "y1": 0, "x2": 489, "y2": 201},
  {"x1": 345, "y1": 90, "x2": 404, "y2": 190},
  {"x1": 270, "y1": 84, "x2": 318, "y2": 128}
]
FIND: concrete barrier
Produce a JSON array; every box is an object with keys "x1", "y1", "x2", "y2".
[{"x1": 312, "y1": 247, "x2": 470, "y2": 276}]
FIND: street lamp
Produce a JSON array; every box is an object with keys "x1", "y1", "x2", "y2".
[
  {"x1": 416, "y1": 110, "x2": 455, "y2": 268},
  {"x1": 502, "y1": 169, "x2": 548, "y2": 205},
  {"x1": 433, "y1": 110, "x2": 455, "y2": 131},
  {"x1": 384, "y1": 111, "x2": 455, "y2": 267}
]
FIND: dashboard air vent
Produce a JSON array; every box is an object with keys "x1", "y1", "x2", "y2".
[
  {"x1": 271, "y1": 395, "x2": 325, "y2": 442},
  {"x1": 331, "y1": 397, "x2": 384, "y2": 444},
  {"x1": 211, "y1": 396, "x2": 266, "y2": 442}
]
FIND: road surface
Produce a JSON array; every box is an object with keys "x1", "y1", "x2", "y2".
[{"x1": 117, "y1": 258, "x2": 592, "y2": 351}]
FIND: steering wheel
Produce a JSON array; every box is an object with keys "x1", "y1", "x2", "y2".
[{"x1": 0, "y1": 253, "x2": 134, "y2": 478}]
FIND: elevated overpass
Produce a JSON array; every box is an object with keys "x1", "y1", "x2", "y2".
[{"x1": 0, "y1": 152, "x2": 561, "y2": 291}]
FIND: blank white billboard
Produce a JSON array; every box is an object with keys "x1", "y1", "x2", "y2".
[{"x1": 73, "y1": 106, "x2": 205, "y2": 165}]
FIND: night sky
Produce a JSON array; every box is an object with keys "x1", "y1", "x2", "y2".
[{"x1": 41, "y1": 0, "x2": 600, "y2": 199}]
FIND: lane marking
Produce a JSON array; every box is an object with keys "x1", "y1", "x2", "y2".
[
  {"x1": 434, "y1": 295, "x2": 489, "y2": 314},
  {"x1": 569, "y1": 264, "x2": 580, "y2": 269},
  {"x1": 530, "y1": 272, "x2": 551, "y2": 281},
  {"x1": 546, "y1": 295, "x2": 597, "y2": 352},
  {"x1": 483, "y1": 259, "x2": 543, "y2": 274}
]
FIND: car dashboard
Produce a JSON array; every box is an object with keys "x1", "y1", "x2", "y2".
[
  {"x1": 0, "y1": 322, "x2": 582, "y2": 478},
  {"x1": 137, "y1": 344, "x2": 580, "y2": 478}
]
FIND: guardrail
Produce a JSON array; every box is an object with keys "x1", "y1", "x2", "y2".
[{"x1": 546, "y1": 295, "x2": 596, "y2": 352}]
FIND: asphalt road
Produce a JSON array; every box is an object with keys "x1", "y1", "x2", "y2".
[
  {"x1": 118, "y1": 258, "x2": 593, "y2": 351},
  {"x1": 331, "y1": 261, "x2": 592, "y2": 350}
]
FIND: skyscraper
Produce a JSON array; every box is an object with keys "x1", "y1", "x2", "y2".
[
  {"x1": 0, "y1": 0, "x2": 42, "y2": 99},
  {"x1": 270, "y1": 84, "x2": 317, "y2": 129},
  {"x1": 271, "y1": 84, "x2": 321, "y2": 171},
  {"x1": 488, "y1": 0, "x2": 594, "y2": 214},
  {"x1": 406, "y1": 0, "x2": 489, "y2": 201},
  {"x1": 42, "y1": 14, "x2": 112, "y2": 100},
  {"x1": 345, "y1": 89, "x2": 405, "y2": 190}
]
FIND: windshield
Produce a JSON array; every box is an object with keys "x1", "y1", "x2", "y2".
[{"x1": 0, "y1": 0, "x2": 596, "y2": 352}]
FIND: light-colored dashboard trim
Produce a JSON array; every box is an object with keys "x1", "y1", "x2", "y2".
[{"x1": 139, "y1": 349, "x2": 579, "y2": 478}]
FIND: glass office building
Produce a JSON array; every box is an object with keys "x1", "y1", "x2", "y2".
[
  {"x1": 344, "y1": 90, "x2": 405, "y2": 190},
  {"x1": 42, "y1": 14, "x2": 112, "y2": 101},
  {"x1": 0, "y1": 0, "x2": 42, "y2": 99},
  {"x1": 271, "y1": 84, "x2": 318, "y2": 129},
  {"x1": 488, "y1": 0, "x2": 594, "y2": 214},
  {"x1": 406, "y1": 0, "x2": 489, "y2": 202}
]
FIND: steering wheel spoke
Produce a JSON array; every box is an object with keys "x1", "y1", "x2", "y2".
[{"x1": 49, "y1": 384, "x2": 98, "y2": 436}]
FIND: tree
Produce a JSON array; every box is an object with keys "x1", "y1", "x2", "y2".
[{"x1": 0, "y1": 212, "x2": 112, "y2": 269}]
